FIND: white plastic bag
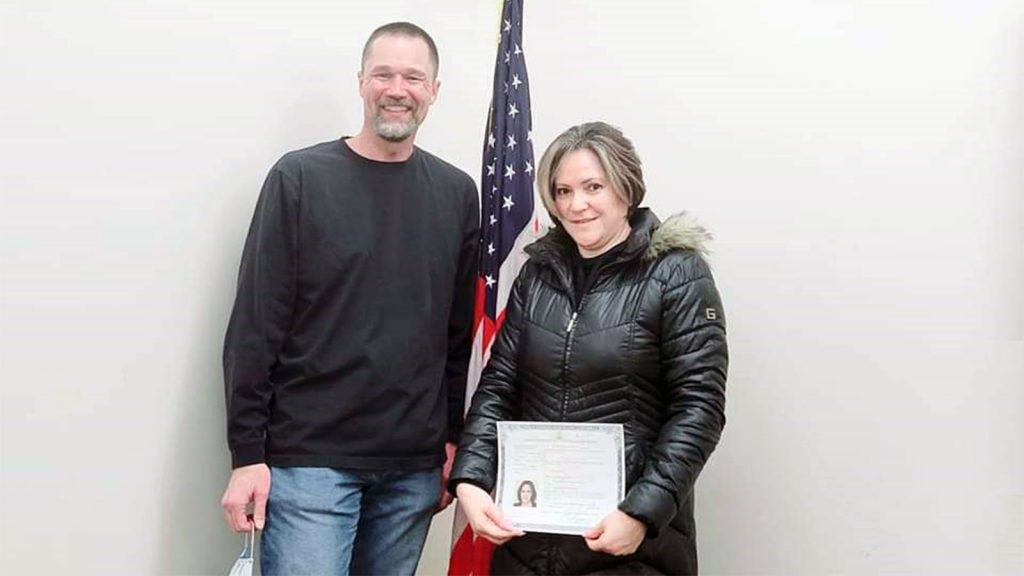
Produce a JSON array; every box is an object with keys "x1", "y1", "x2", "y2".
[{"x1": 227, "y1": 526, "x2": 255, "y2": 576}]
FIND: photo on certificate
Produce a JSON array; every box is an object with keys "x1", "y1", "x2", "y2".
[{"x1": 495, "y1": 421, "x2": 625, "y2": 535}]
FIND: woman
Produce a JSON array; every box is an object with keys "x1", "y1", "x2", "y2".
[
  {"x1": 513, "y1": 480, "x2": 537, "y2": 508},
  {"x1": 449, "y1": 122, "x2": 728, "y2": 575}
]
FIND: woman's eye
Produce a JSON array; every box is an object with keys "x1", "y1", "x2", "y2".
[{"x1": 555, "y1": 188, "x2": 570, "y2": 197}]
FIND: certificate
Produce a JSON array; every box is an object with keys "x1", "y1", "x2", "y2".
[{"x1": 496, "y1": 421, "x2": 625, "y2": 535}]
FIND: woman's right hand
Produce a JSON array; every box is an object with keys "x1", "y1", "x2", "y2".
[{"x1": 455, "y1": 483, "x2": 525, "y2": 545}]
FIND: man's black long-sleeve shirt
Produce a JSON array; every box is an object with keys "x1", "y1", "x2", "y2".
[{"x1": 224, "y1": 139, "x2": 479, "y2": 470}]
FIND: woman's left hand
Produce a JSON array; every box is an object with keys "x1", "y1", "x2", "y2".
[{"x1": 582, "y1": 509, "x2": 647, "y2": 556}]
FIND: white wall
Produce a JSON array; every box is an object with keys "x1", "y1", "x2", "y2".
[{"x1": 1, "y1": 1, "x2": 1021, "y2": 574}]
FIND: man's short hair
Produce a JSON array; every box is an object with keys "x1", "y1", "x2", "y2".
[
  {"x1": 361, "y1": 21, "x2": 439, "y2": 78},
  {"x1": 536, "y1": 121, "x2": 647, "y2": 220}
]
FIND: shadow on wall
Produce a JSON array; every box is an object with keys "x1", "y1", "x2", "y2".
[{"x1": 154, "y1": 177, "x2": 256, "y2": 575}]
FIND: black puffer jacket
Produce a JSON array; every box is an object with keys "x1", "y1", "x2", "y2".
[{"x1": 450, "y1": 209, "x2": 728, "y2": 575}]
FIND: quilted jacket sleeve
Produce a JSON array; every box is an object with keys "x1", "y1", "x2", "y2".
[
  {"x1": 446, "y1": 266, "x2": 530, "y2": 495},
  {"x1": 619, "y1": 250, "x2": 728, "y2": 537}
]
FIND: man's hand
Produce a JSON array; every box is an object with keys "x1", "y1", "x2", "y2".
[
  {"x1": 455, "y1": 483, "x2": 525, "y2": 545},
  {"x1": 436, "y1": 441, "x2": 457, "y2": 513},
  {"x1": 220, "y1": 463, "x2": 271, "y2": 533},
  {"x1": 582, "y1": 509, "x2": 647, "y2": 556}
]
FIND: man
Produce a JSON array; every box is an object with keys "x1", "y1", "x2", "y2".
[{"x1": 220, "y1": 22, "x2": 479, "y2": 576}]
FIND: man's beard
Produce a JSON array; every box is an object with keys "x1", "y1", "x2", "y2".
[
  {"x1": 373, "y1": 116, "x2": 419, "y2": 142},
  {"x1": 373, "y1": 100, "x2": 420, "y2": 142}
]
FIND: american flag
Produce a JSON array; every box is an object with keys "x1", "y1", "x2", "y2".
[{"x1": 449, "y1": 1, "x2": 539, "y2": 574}]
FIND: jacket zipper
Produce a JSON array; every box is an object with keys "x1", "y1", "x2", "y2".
[
  {"x1": 560, "y1": 303, "x2": 584, "y2": 420},
  {"x1": 556, "y1": 246, "x2": 628, "y2": 420}
]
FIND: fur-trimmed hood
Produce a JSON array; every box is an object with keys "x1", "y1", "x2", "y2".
[{"x1": 645, "y1": 211, "x2": 713, "y2": 261}]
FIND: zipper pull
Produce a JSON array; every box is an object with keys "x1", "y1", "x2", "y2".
[{"x1": 566, "y1": 311, "x2": 579, "y2": 333}]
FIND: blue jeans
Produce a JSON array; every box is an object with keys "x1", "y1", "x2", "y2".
[{"x1": 260, "y1": 466, "x2": 440, "y2": 576}]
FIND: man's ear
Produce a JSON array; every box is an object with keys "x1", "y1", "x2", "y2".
[{"x1": 429, "y1": 78, "x2": 441, "y2": 104}]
